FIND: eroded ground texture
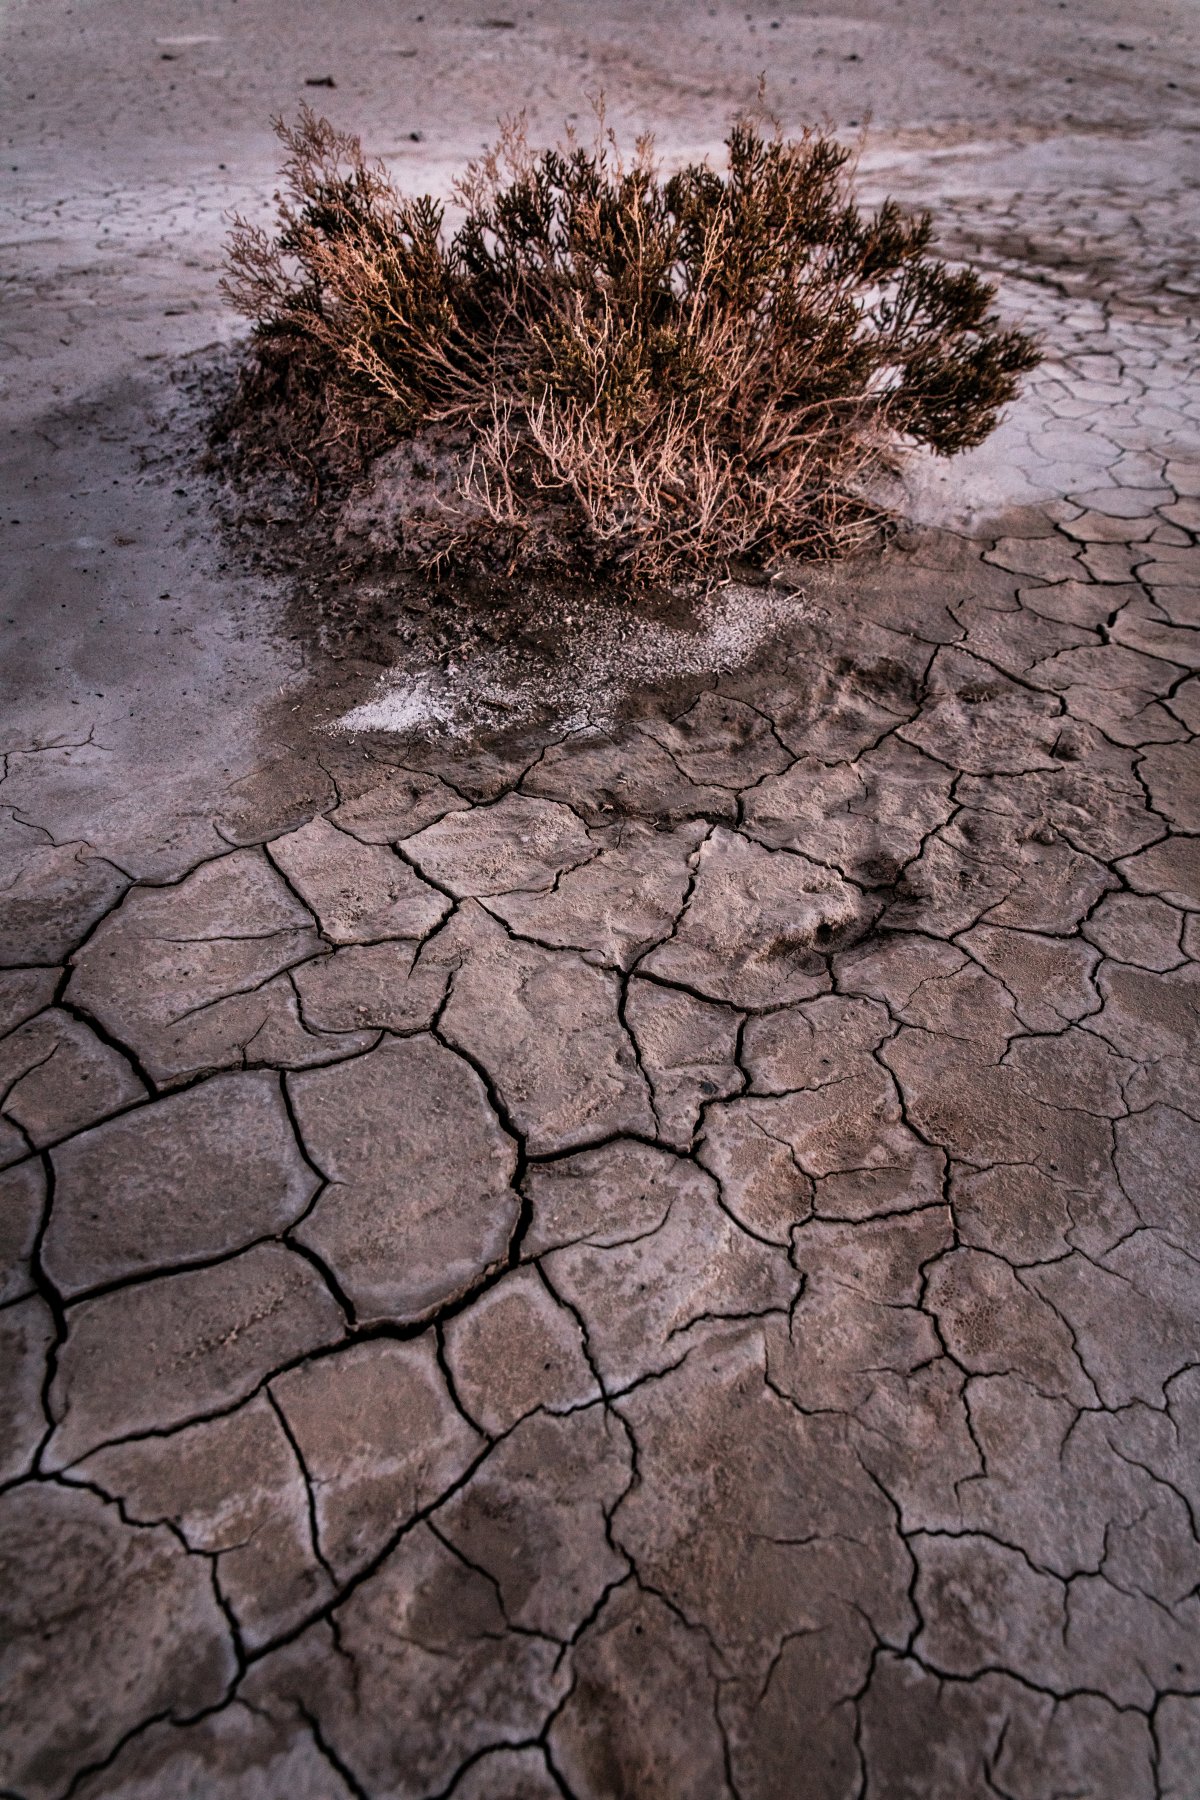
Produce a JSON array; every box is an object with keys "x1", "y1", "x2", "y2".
[{"x1": 4, "y1": 2, "x2": 1200, "y2": 1796}]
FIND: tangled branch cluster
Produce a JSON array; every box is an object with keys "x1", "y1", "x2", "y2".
[{"x1": 223, "y1": 107, "x2": 1039, "y2": 582}]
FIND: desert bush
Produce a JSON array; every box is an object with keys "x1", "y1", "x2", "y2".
[{"x1": 223, "y1": 106, "x2": 1039, "y2": 581}]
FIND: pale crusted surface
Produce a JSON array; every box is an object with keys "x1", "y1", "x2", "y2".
[{"x1": 3, "y1": 3, "x2": 1200, "y2": 1796}]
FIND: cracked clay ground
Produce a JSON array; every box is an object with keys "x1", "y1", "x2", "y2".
[{"x1": 4, "y1": 4, "x2": 1200, "y2": 1797}]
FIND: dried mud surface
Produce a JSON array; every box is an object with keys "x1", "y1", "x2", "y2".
[{"x1": 3, "y1": 2, "x2": 1200, "y2": 1796}]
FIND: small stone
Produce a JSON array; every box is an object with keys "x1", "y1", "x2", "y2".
[
  {"x1": 45, "y1": 1071, "x2": 318, "y2": 1296},
  {"x1": 0, "y1": 1483, "x2": 235, "y2": 1798},
  {"x1": 404, "y1": 791, "x2": 595, "y2": 896},
  {"x1": 289, "y1": 1034, "x2": 519, "y2": 1325},
  {"x1": 271, "y1": 1336, "x2": 482, "y2": 1582},
  {"x1": 45, "y1": 1243, "x2": 345, "y2": 1468},
  {"x1": 268, "y1": 816, "x2": 449, "y2": 943},
  {"x1": 443, "y1": 1267, "x2": 599, "y2": 1435}
]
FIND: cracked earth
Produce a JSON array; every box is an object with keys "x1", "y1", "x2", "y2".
[{"x1": 3, "y1": 3, "x2": 1200, "y2": 1797}]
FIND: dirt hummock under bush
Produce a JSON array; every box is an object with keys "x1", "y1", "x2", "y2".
[
  {"x1": 208, "y1": 106, "x2": 1039, "y2": 739},
  {"x1": 204, "y1": 367, "x2": 819, "y2": 740}
]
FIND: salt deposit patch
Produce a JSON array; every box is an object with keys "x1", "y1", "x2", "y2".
[{"x1": 332, "y1": 580, "x2": 810, "y2": 742}]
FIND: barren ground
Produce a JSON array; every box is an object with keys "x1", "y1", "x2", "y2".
[{"x1": 3, "y1": 3, "x2": 1200, "y2": 1796}]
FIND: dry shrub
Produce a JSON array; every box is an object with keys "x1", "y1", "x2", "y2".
[{"x1": 223, "y1": 106, "x2": 1039, "y2": 582}]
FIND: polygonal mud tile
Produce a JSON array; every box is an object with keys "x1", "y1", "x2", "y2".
[
  {"x1": 0, "y1": 842, "x2": 128, "y2": 968},
  {"x1": 624, "y1": 975, "x2": 743, "y2": 1148},
  {"x1": 241, "y1": 1525, "x2": 569, "y2": 1800},
  {"x1": 45, "y1": 1071, "x2": 318, "y2": 1296},
  {"x1": 442, "y1": 1266, "x2": 599, "y2": 1435},
  {"x1": 0, "y1": 1156, "x2": 46, "y2": 1302},
  {"x1": 272, "y1": 1335, "x2": 482, "y2": 1582},
  {"x1": 433, "y1": 902, "x2": 655, "y2": 1153},
  {"x1": 0, "y1": 968, "x2": 60, "y2": 1037},
  {"x1": 45, "y1": 1243, "x2": 345, "y2": 1467},
  {"x1": 0, "y1": 1483, "x2": 236, "y2": 1799},
  {"x1": 550, "y1": 1586, "x2": 732, "y2": 1800},
  {"x1": 531, "y1": 1142, "x2": 798, "y2": 1388},
  {"x1": 268, "y1": 816, "x2": 450, "y2": 942},
  {"x1": 403, "y1": 791, "x2": 596, "y2": 898},
  {"x1": 64, "y1": 849, "x2": 334, "y2": 1084},
  {"x1": 435, "y1": 1407, "x2": 630, "y2": 1638},
  {"x1": 71, "y1": 1394, "x2": 332, "y2": 1649},
  {"x1": 0, "y1": 1009, "x2": 145, "y2": 1148},
  {"x1": 641, "y1": 828, "x2": 869, "y2": 1008},
  {"x1": 742, "y1": 738, "x2": 955, "y2": 887},
  {"x1": 486, "y1": 819, "x2": 706, "y2": 969},
  {"x1": 0, "y1": 1293, "x2": 55, "y2": 1482},
  {"x1": 523, "y1": 727, "x2": 736, "y2": 826},
  {"x1": 69, "y1": 1702, "x2": 358, "y2": 1800},
  {"x1": 291, "y1": 938, "x2": 448, "y2": 1032},
  {"x1": 288, "y1": 1034, "x2": 519, "y2": 1326}
]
